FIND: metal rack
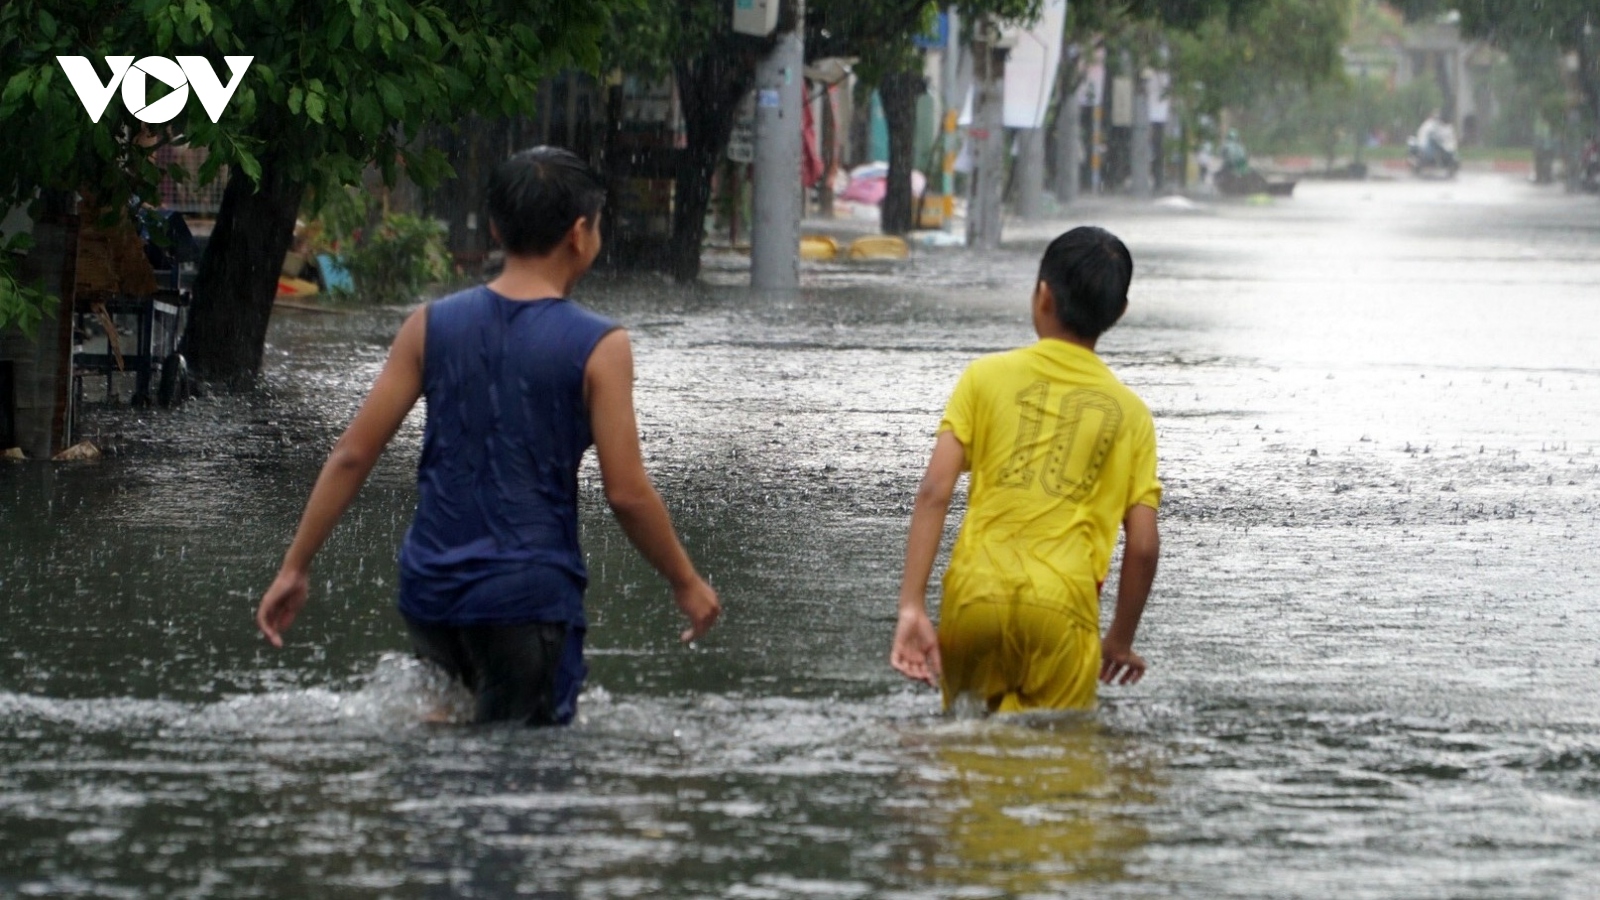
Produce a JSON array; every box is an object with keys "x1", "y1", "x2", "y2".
[{"x1": 72, "y1": 288, "x2": 190, "y2": 407}]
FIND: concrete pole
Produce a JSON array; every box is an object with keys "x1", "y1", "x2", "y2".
[
  {"x1": 1015, "y1": 127, "x2": 1046, "y2": 219},
  {"x1": 1131, "y1": 61, "x2": 1152, "y2": 199},
  {"x1": 751, "y1": 0, "x2": 804, "y2": 290},
  {"x1": 1052, "y1": 77, "x2": 1080, "y2": 204},
  {"x1": 941, "y1": 7, "x2": 960, "y2": 231},
  {"x1": 967, "y1": 38, "x2": 1006, "y2": 251},
  {"x1": 1089, "y1": 75, "x2": 1103, "y2": 194}
]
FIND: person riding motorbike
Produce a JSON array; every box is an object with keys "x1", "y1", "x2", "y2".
[
  {"x1": 1410, "y1": 111, "x2": 1459, "y2": 175},
  {"x1": 1580, "y1": 134, "x2": 1600, "y2": 193},
  {"x1": 1221, "y1": 128, "x2": 1250, "y2": 176}
]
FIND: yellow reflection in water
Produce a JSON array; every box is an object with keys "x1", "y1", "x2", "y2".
[{"x1": 919, "y1": 714, "x2": 1161, "y2": 894}]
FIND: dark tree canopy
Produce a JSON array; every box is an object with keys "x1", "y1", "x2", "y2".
[
  {"x1": 1393, "y1": 0, "x2": 1600, "y2": 124},
  {"x1": 0, "y1": 0, "x2": 613, "y2": 376}
]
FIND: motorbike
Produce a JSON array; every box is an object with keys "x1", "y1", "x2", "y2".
[
  {"x1": 1406, "y1": 135, "x2": 1460, "y2": 178},
  {"x1": 1580, "y1": 137, "x2": 1600, "y2": 193}
]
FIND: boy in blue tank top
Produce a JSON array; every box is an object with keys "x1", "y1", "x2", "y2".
[{"x1": 256, "y1": 147, "x2": 721, "y2": 725}]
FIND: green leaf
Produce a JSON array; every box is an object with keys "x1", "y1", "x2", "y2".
[
  {"x1": 91, "y1": 124, "x2": 114, "y2": 160},
  {"x1": 287, "y1": 85, "x2": 303, "y2": 114},
  {"x1": 29, "y1": 66, "x2": 53, "y2": 108},
  {"x1": 414, "y1": 12, "x2": 437, "y2": 50},
  {"x1": 2, "y1": 70, "x2": 36, "y2": 110},
  {"x1": 198, "y1": 151, "x2": 224, "y2": 184},
  {"x1": 236, "y1": 149, "x2": 262, "y2": 185},
  {"x1": 38, "y1": 9, "x2": 57, "y2": 40},
  {"x1": 327, "y1": 13, "x2": 351, "y2": 48},
  {"x1": 376, "y1": 78, "x2": 403, "y2": 119},
  {"x1": 304, "y1": 90, "x2": 326, "y2": 123},
  {"x1": 353, "y1": 16, "x2": 374, "y2": 51},
  {"x1": 352, "y1": 93, "x2": 380, "y2": 134}
]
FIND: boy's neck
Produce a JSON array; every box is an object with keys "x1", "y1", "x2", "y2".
[
  {"x1": 1037, "y1": 327, "x2": 1097, "y2": 353},
  {"x1": 487, "y1": 252, "x2": 582, "y2": 300}
]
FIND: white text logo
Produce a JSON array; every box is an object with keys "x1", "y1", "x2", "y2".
[{"x1": 56, "y1": 56, "x2": 253, "y2": 124}]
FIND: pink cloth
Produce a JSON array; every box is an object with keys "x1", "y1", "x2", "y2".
[
  {"x1": 839, "y1": 175, "x2": 887, "y2": 204},
  {"x1": 802, "y1": 93, "x2": 823, "y2": 188}
]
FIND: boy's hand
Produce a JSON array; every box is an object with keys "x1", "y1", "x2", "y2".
[
  {"x1": 1099, "y1": 638, "x2": 1146, "y2": 686},
  {"x1": 674, "y1": 577, "x2": 721, "y2": 643},
  {"x1": 257, "y1": 570, "x2": 310, "y2": 648},
  {"x1": 890, "y1": 609, "x2": 942, "y2": 688}
]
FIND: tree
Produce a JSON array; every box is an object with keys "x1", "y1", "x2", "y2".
[
  {"x1": 1041, "y1": 0, "x2": 1287, "y2": 198},
  {"x1": 1390, "y1": 1, "x2": 1598, "y2": 190},
  {"x1": 0, "y1": 0, "x2": 613, "y2": 384},
  {"x1": 1167, "y1": 0, "x2": 1349, "y2": 122},
  {"x1": 601, "y1": 1, "x2": 771, "y2": 282},
  {"x1": 809, "y1": 0, "x2": 1038, "y2": 236},
  {"x1": 808, "y1": 3, "x2": 937, "y2": 236},
  {"x1": 602, "y1": 0, "x2": 1044, "y2": 271},
  {"x1": 1163, "y1": 0, "x2": 1350, "y2": 173},
  {"x1": 1395, "y1": 1, "x2": 1599, "y2": 134}
]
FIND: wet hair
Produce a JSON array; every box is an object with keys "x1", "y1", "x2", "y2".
[
  {"x1": 1037, "y1": 226, "x2": 1134, "y2": 340},
  {"x1": 486, "y1": 146, "x2": 606, "y2": 256}
]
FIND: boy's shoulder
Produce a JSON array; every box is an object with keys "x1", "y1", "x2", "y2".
[
  {"x1": 426, "y1": 284, "x2": 493, "y2": 314},
  {"x1": 964, "y1": 344, "x2": 1153, "y2": 418},
  {"x1": 963, "y1": 345, "x2": 1036, "y2": 376}
]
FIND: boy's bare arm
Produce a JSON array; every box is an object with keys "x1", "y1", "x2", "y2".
[
  {"x1": 257, "y1": 307, "x2": 427, "y2": 647},
  {"x1": 586, "y1": 329, "x2": 720, "y2": 642},
  {"x1": 1101, "y1": 503, "x2": 1159, "y2": 685},
  {"x1": 890, "y1": 431, "x2": 965, "y2": 687}
]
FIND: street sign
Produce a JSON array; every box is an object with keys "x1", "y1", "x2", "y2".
[
  {"x1": 733, "y1": 0, "x2": 778, "y2": 36},
  {"x1": 912, "y1": 12, "x2": 948, "y2": 50}
]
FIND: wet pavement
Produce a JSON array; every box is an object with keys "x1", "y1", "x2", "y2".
[{"x1": 2, "y1": 174, "x2": 1598, "y2": 898}]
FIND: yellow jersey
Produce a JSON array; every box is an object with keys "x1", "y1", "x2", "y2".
[{"x1": 938, "y1": 339, "x2": 1161, "y2": 633}]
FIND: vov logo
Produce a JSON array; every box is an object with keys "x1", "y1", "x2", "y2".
[{"x1": 56, "y1": 56, "x2": 253, "y2": 124}]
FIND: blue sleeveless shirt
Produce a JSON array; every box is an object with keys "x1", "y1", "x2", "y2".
[{"x1": 397, "y1": 286, "x2": 618, "y2": 626}]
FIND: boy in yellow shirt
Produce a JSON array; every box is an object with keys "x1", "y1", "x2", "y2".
[{"x1": 891, "y1": 226, "x2": 1161, "y2": 711}]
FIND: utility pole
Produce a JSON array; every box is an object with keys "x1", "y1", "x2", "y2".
[
  {"x1": 1129, "y1": 52, "x2": 1152, "y2": 199},
  {"x1": 1015, "y1": 128, "x2": 1046, "y2": 219},
  {"x1": 1051, "y1": 44, "x2": 1081, "y2": 206},
  {"x1": 967, "y1": 25, "x2": 1007, "y2": 251},
  {"x1": 1089, "y1": 70, "x2": 1103, "y2": 194},
  {"x1": 941, "y1": 7, "x2": 960, "y2": 232},
  {"x1": 750, "y1": 0, "x2": 804, "y2": 290}
]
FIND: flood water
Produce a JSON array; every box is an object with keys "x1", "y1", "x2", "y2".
[{"x1": 3, "y1": 176, "x2": 1599, "y2": 898}]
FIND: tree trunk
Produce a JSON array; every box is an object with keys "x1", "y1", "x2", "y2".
[
  {"x1": 669, "y1": 45, "x2": 760, "y2": 282},
  {"x1": 423, "y1": 115, "x2": 502, "y2": 273},
  {"x1": 1014, "y1": 128, "x2": 1046, "y2": 218},
  {"x1": 1050, "y1": 46, "x2": 1082, "y2": 205},
  {"x1": 184, "y1": 154, "x2": 305, "y2": 385},
  {"x1": 879, "y1": 70, "x2": 922, "y2": 236},
  {"x1": 819, "y1": 85, "x2": 836, "y2": 218},
  {"x1": 967, "y1": 43, "x2": 1007, "y2": 251},
  {"x1": 1581, "y1": 39, "x2": 1600, "y2": 141}
]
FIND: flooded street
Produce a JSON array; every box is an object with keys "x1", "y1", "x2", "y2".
[{"x1": 3, "y1": 175, "x2": 1599, "y2": 898}]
